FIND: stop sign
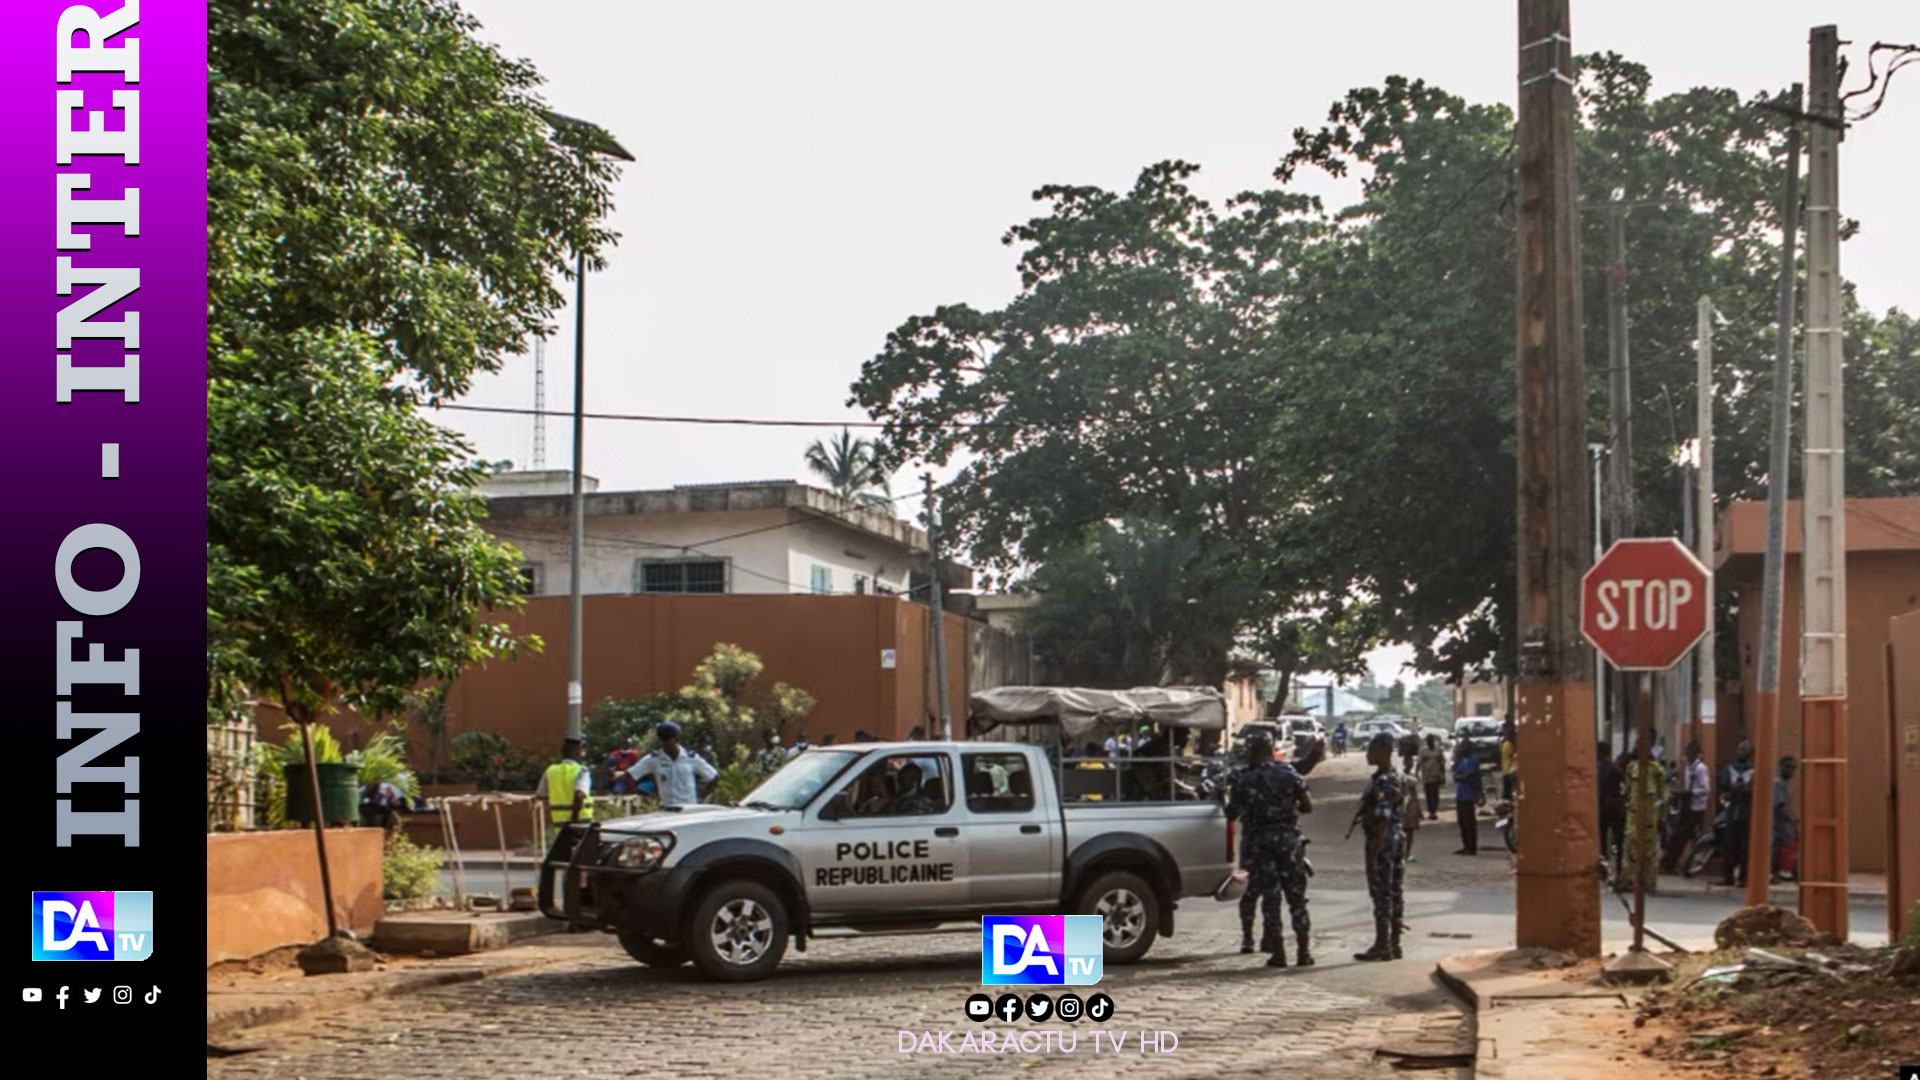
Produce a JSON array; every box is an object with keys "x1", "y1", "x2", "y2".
[{"x1": 1581, "y1": 538, "x2": 1711, "y2": 670}]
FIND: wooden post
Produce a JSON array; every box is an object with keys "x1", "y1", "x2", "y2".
[
  {"x1": 299, "y1": 719, "x2": 339, "y2": 939},
  {"x1": 1513, "y1": 0, "x2": 1601, "y2": 957}
]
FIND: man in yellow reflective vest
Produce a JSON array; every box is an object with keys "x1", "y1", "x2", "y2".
[{"x1": 536, "y1": 735, "x2": 594, "y2": 833}]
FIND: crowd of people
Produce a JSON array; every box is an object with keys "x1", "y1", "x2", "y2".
[{"x1": 1595, "y1": 734, "x2": 1798, "y2": 894}]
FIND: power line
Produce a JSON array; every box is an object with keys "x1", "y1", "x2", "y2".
[{"x1": 440, "y1": 402, "x2": 885, "y2": 428}]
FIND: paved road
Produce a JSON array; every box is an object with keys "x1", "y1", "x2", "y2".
[{"x1": 216, "y1": 753, "x2": 1475, "y2": 1079}]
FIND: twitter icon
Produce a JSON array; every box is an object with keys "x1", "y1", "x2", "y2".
[{"x1": 82, "y1": 988, "x2": 102, "y2": 1004}]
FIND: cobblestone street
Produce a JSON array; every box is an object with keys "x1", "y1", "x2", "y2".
[
  {"x1": 208, "y1": 926, "x2": 1468, "y2": 1079},
  {"x1": 211, "y1": 753, "x2": 1474, "y2": 1079}
]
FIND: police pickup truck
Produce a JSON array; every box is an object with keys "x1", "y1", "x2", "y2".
[{"x1": 539, "y1": 740, "x2": 1232, "y2": 982}]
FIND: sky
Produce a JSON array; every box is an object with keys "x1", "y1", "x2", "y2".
[{"x1": 441, "y1": 1, "x2": 1917, "y2": 686}]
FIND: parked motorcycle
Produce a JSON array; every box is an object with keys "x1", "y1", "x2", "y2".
[
  {"x1": 1680, "y1": 792, "x2": 1733, "y2": 879},
  {"x1": 1493, "y1": 798, "x2": 1517, "y2": 853}
]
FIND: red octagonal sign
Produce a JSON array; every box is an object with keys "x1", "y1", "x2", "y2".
[{"x1": 1581, "y1": 538, "x2": 1711, "y2": 671}]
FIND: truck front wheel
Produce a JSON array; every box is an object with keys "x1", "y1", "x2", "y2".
[
  {"x1": 617, "y1": 931, "x2": 688, "y2": 968},
  {"x1": 686, "y1": 879, "x2": 789, "y2": 982},
  {"x1": 1076, "y1": 870, "x2": 1159, "y2": 965}
]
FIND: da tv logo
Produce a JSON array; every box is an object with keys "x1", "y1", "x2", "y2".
[
  {"x1": 980, "y1": 916, "x2": 1102, "y2": 985},
  {"x1": 31, "y1": 892, "x2": 153, "y2": 961}
]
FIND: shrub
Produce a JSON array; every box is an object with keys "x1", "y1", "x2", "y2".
[
  {"x1": 382, "y1": 831, "x2": 444, "y2": 901},
  {"x1": 447, "y1": 730, "x2": 544, "y2": 791}
]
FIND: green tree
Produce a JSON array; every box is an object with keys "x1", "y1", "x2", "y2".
[
  {"x1": 587, "y1": 644, "x2": 818, "y2": 769},
  {"x1": 804, "y1": 428, "x2": 896, "y2": 511},
  {"x1": 851, "y1": 56, "x2": 1920, "y2": 685},
  {"x1": 1021, "y1": 518, "x2": 1249, "y2": 687},
  {"x1": 207, "y1": 0, "x2": 620, "y2": 728}
]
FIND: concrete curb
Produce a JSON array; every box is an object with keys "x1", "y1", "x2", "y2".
[{"x1": 207, "y1": 966, "x2": 489, "y2": 1041}]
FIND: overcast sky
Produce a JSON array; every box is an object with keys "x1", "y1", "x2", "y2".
[{"x1": 443, "y1": 1, "x2": 1916, "y2": 684}]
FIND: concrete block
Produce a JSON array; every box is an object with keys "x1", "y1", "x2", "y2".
[{"x1": 372, "y1": 910, "x2": 562, "y2": 956}]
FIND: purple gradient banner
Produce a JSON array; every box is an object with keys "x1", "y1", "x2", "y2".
[{"x1": 1, "y1": 0, "x2": 205, "y2": 1044}]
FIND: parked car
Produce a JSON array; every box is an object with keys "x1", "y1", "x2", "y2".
[
  {"x1": 1353, "y1": 718, "x2": 1411, "y2": 743},
  {"x1": 1230, "y1": 721, "x2": 1288, "y2": 759},
  {"x1": 1450, "y1": 717, "x2": 1503, "y2": 768},
  {"x1": 541, "y1": 740, "x2": 1233, "y2": 981}
]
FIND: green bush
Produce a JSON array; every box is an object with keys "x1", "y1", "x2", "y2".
[
  {"x1": 583, "y1": 693, "x2": 685, "y2": 763},
  {"x1": 382, "y1": 831, "x2": 444, "y2": 901},
  {"x1": 447, "y1": 730, "x2": 544, "y2": 791}
]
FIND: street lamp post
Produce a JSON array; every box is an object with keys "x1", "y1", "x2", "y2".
[{"x1": 543, "y1": 111, "x2": 634, "y2": 743}]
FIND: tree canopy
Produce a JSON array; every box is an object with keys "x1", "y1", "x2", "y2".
[
  {"x1": 208, "y1": 0, "x2": 621, "y2": 723},
  {"x1": 804, "y1": 428, "x2": 896, "y2": 511},
  {"x1": 851, "y1": 54, "x2": 1919, "y2": 687}
]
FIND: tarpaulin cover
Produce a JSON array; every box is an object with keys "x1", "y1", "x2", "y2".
[{"x1": 966, "y1": 686, "x2": 1227, "y2": 739}]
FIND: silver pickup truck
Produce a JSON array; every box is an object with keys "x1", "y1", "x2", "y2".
[{"x1": 539, "y1": 740, "x2": 1232, "y2": 981}]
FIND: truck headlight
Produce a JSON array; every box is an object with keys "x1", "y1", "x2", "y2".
[{"x1": 611, "y1": 834, "x2": 672, "y2": 869}]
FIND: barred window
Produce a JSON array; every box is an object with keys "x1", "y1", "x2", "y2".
[{"x1": 635, "y1": 558, "x2": 728, "y2": 594}]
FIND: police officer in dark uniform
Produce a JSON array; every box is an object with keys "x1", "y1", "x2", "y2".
[
  {"x1": 1355, "y1": 732, "x2": 1407, "y2": 962},
  {"x1": 1224, "y1": 731, "x2": 1316, "y2": 968}
]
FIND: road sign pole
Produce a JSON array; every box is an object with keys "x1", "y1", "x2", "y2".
[{"x1": 1631, "y1": 672, "x2": 1654, "y2": 953}]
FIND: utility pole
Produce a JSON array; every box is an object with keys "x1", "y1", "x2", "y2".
[
  {"x1": 1695, "y1": 298, "x2": 1717, "y2": 766},
  {"x1": 1749, "y1": 84, "x2": 1802, "y2": 911},
  {"x1": 1799, "y1": 25, "x2": 1848, "y2": 936},
  {"x1": 566, "y1": 249, "x2": 588, "y2": 742},
  {"x1": 1591, "y1": 442, "x2": 1607, "y2": 750},
  {"x1": 1604, "y1": 201, "x2": 1633, "y2": 760},
  {"x1": 1677, "y1": 458, "x2": 1696, "y2": 747},
  {"x1": 532, "y1": 336, "x2": 548, "y2": 470},
  {"x1": 923, "y1": 474, "x2": 952, "y2": 740},
  {"x1": 1513, "y1": 0, "x2": 1600, "y2": 957}
]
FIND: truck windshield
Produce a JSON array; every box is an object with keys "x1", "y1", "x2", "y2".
[{"x1": 740, "y1": 749, "x2": 859, "y2": 810}]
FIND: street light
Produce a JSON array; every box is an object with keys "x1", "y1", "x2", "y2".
[{"x1": 542, "y1": 110, "x2": 634, "y2": 742}]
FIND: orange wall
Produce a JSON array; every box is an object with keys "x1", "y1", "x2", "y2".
[
  {"x1": 207, "y1": 828, "x2": 384, "y2": 966},
  {"x1": 1889, "y1": 610, "x2": 1920, "y2": 939},
  {"x1": 1732, "y1": 552, "x2": 1920, "y2": 873},
  {"x1": 424, "y1": 595, "x2": 975, "y2": 761}
]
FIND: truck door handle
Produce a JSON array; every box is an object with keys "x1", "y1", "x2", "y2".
[
  {"x1": 1020, "y1": 824, "x2": 1042, "y2": 835},
  {"x1": 935, "y1": 827, "x2": 959, "y2": 837}
]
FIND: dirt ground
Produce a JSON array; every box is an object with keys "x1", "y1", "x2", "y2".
[{"x1": 1625, "y1": 943, "x2": 1920, "y2": 1080}]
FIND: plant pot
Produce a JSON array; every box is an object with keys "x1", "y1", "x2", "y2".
[{"x1": 284, "y1": 762, "x2": 361, "y2": 825}]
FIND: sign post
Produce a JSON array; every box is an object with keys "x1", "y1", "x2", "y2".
[{"x1": 1582, "y1": 538, "x2": 1711, "y2": 957}]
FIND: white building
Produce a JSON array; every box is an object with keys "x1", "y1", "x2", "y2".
[{"x1": 480, "y1": 475, "x2": 933, "y2": 598}]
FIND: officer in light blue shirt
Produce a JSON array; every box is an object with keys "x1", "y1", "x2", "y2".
[{"x1": 630, "y1": 722, "x2": 718, "y2": 806}]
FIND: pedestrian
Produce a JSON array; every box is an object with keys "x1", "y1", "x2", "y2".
[
  {"x1": 1771, "y1": 756, "x2": 1798, "y2": 883},
  {"x1": 1717, "y1": 739, "x2": 1757, "y2": 888},
  {"x1": 1623, "y1": 729, "x2": 1666, "y2": 896},
  {"x1": 1498, "y1": 720, "x2": 1518, "y2": 803},
  {"x1": 628, "y1": 721, "x2": 718, "y2": 807},
  {"x1": 819, "y1": 732, "x2": 836, "y2": 746},
  {"x1": 606, "y1": 735, "x2": 641, "y2": 795},
  {"x1": 1223, "y1": 731, "x2": 1315, "y2": 967},
  {"x1": 1397, "y1": 729, "x2": 1420, "y2": 775},
  {"x1": 908, "y1": 724, "x2": 926, "y2": 741},
  {"x1": 787, "y1": 730, "x2": 812, "y2": 757},
  {"x1": 1332, "y1": 720, "x2": 1349, "y2": 756},
  {"x1": 1661, "y1": 741, "x2": 1710, "y2": 874},
  {"x1": 1596, "y1": 741, "x2": 1627, "y2": 881},
  {"x1": 535, "y1": 734, "x2": 594, "y2": 839},
  {"x1": 755, "y1": 736, "x2": 788, "y2": 774},
  {"x1": 1354, "y1": 733, "x2": 1407, "y2": 961},
  {"x1": 359, "y1": 778, "x2": 407, "y2": 831},
  {"x1": 1400, "y1": 764, "x2": 1424, "y2": 863},
  {"x1": 1451, "y1": 742, "x2": 1482, "y2": 855},
  {"x1": 1416, "y1": 735, "x2": 1447, "y2": 820}
]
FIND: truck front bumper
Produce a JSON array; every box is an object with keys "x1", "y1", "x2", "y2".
[{"x1": 538, "y1": 823, "x2": 690, "y2": 940}]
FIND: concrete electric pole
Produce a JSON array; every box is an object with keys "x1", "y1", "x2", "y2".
[
  {"x1": 1513, "y1": 0, "x2": 1600, "y2": 957},
  {"x1": 1749, "y1": 84, "x2": 1802, "y2": 911},
  {"x1": 1798, "y1": 24, "x2": 1849, "y2": 937},
  {"x1": 923, "y1": 474, "x2": 952, "y2": 741},
  {"x1": 1694, "y1": 298, "x2": 1717, "y2": 763}
]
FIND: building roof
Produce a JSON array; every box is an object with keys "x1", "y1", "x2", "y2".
[
  {"x1": 1715, "y1": 497, "x2": 1920, "y2": 571},
  {"x1": 483, "y1": 479, "x2": 929, "y2": 552},
  {"x1": 1291, "y1": 687, "x2": 1378, "y2": 715}
]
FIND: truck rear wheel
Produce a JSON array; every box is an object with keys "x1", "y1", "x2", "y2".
[
  {"x1": 617, "y1": 930, "x2": 687, "y2": 968},
  {"x1": 686, "y1": 879, "x2": 789, "y2": 982},
  {"x1": 1076, "y1": 870, "x2": 1158, "y2": 965}
]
